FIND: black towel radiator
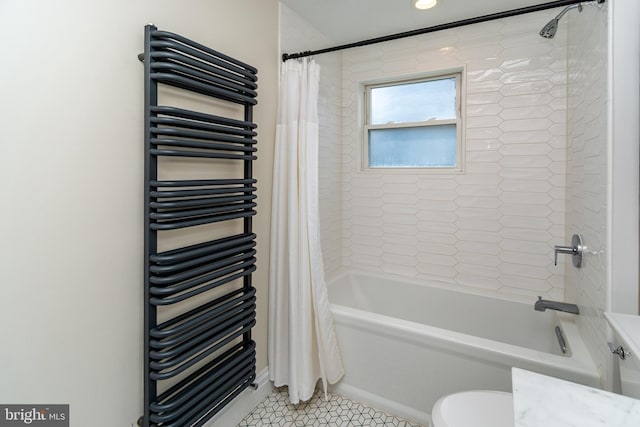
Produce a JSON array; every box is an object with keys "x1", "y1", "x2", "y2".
[{"x1": 140, "y1": 24, "x2": 258, "y2": 427}]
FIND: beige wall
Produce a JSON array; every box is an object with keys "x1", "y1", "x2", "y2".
[{"x1": 0, "y1": 1, "x2": 278, "y2": 426}]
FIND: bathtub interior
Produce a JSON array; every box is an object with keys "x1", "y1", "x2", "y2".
[{"x1": 328, "y1": 270, "x2": 569, "y2": 355}]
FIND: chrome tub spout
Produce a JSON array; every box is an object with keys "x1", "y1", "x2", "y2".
[{"x1": 534, "y1": 296, "x2": 579, "y2": 314}]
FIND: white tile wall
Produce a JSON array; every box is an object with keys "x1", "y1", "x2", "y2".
[
  {"x1": 340, "y1": 10, "x2": 569, "y2": 301},
  {"x1": 564, "y1": 3, "x2": 610, "y2": 386}
]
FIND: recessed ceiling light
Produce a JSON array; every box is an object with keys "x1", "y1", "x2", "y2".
[{"x1": 414, "y1": 0, "x2": 437, "y2": 10}]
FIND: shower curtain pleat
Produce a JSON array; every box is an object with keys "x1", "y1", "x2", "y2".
[{"x1": 268, "y1": 59, "x2": 344, "y2": 404}]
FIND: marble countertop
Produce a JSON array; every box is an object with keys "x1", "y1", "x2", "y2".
[{"x1": 512, "y1": 368, "x2": 640, "y2": 427}]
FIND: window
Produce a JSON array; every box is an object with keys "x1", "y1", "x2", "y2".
[{"x1": 364, "y1": 71, "x2": 463, "y2": 171}]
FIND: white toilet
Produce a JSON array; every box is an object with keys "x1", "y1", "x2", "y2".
[{"x1": 431, "y1": 312, "x2": 640, "y2": 427}]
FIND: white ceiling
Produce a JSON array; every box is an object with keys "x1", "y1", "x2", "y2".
[{"x1": 280, "y1": 0, "x2": 560, "y2": 45}]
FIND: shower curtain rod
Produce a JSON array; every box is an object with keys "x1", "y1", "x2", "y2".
[{"x1": 281, "y1": 0, "x2": 605, "y2": 62}]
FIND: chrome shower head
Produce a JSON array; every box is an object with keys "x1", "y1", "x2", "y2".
[
  {"x1": 539, "y1": 3, "x2": 583, "y2": 39},
  {"x1": 539, "y1": 18, "x2": 559, "y2": 39}
]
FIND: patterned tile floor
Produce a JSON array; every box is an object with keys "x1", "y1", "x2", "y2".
[{"x1": 238, "y1": 387, "x2": 425, "y2": 427}]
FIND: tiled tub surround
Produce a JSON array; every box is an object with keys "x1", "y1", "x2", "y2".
[{"x1": 339, "y1": 10, "x2": 569, "y2": 301}]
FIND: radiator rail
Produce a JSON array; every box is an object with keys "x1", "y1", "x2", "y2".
[{"x1": 141, "y1": 24, "x2": 258, "y2": 427}]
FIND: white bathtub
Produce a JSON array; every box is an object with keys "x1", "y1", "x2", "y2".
[{"x1": 327, "y1": 270, "x2": 600, "y2": 425}]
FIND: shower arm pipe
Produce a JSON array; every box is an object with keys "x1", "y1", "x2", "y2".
[
  {"x1": 281, "y1": 0, "x2": 606, "y2": 62},
  {"x1": 554, "y1": 2, "x2": 584, "y2": 20}
]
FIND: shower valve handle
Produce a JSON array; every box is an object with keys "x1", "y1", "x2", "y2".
[
  {"x1": 554, "y1": 245, "x2": 575, "y2": 264},
  {"x1": 554, "y1": 234, "x2": 583, "y2": 268}
]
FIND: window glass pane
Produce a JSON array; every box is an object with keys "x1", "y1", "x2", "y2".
[
  {"x1": 368, "y1": 125, "x2": 457, "y2": 168},
  {"x1": 370, "y1": 77, "x2": 456, "y2": 125}
]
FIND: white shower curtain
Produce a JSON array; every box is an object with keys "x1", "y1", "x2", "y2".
[{"x1": 268, "y1": 58, "x2": 344, "y2": 404}]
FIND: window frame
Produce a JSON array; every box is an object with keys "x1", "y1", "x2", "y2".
[{"x1": 362, "y1": 70, "x2": 465, "y2": 173}]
